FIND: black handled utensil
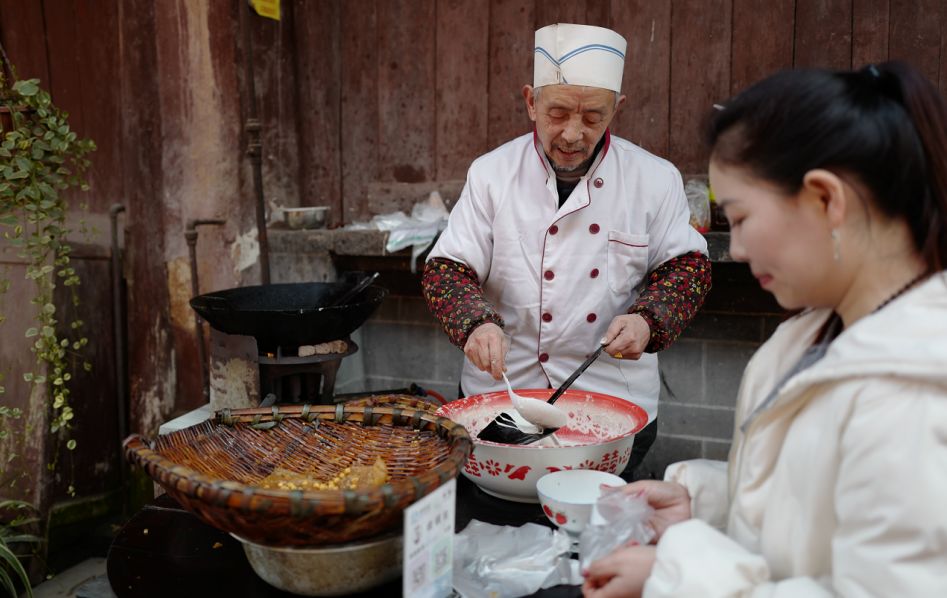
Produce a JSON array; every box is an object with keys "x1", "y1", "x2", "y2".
[
  {"x1": 330, "y1": 272, "x2": 379, "y2": 307},
  {"x1": 477, "y1": 344, "x2": 607, "y2": 445}
]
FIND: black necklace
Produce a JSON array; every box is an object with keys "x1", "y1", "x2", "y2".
[{"x1": 872, "y1": 270, "x2": 930, "y2": 314}]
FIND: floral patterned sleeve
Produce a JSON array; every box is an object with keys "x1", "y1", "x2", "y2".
[
  {"x1": 630, "y1": 251, "x2": 712, "y2": 353},
  {"x1": 421, "y1": 258, "x2": 505, "y2": 348}
]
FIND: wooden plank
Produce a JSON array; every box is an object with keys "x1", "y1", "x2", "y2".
[
  {"x1": 0, "y1": 0, "x2": 50, "y2": 82},
  {"x1": 889, "y1": 0, "x2": 941, "y2": 84},
  {"x1": 585, "y1": 0, "x2": 611, "y2": 28},
  {"x1": 668, "y1": 0, "x2": 731, "y2": 173},
  {"x1": 50, "y1": 258, "x2": 122, "y2": 498},
  {"x1": 340, "y1": 0, "x2": 378, "y2": 223},
  {"x1": 852, "y1": 0, "x2": 889, "y2": 68},
  {"x1": 293, "y1": 0, "x2": 342, "y2": 226},
  {"x1": 794, "y1": 0, "x2": 853, "y2": 69},
  {"x1": 250, "y1": 0, "x2": 301, "y2": 209},
  {"x1": 435, "y1": 0, "x2": 489, "y2": 181},
  {"x1": 535, "y1": 0, "x2": 588, "y2": 27},
  {"x1": 487, "y1": 0, "x2": 534, "y2": 149},
  {"x1": 73, "y1": 0, "x2": 124, "y2": 213},
  {"x1": 118, "y1": 0, "x2": 176, "y2": 436},
  {"x1": 610, "y1": 0, "x2": 672, "y2": 157},
  {"x1": 730, "y1": 0, "x2": 793, "y2": 94},
  {"x1": 41, "y1": 0, "x2": 86, "y2": 133},
  {"x1": 941, "y1": 6, "x2": 947, "y2": 102},
  {"x1": 377, "y1": 0, "x2": 436, "y2": 183}
]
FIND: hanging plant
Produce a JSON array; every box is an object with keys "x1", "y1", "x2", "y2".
[{"x1": 0, "y1": 46, "x2": 95, "y2": 491}]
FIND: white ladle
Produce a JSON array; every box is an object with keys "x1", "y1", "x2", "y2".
[{"x1": 502, "y1": 373, "x2": 569, "y2": 430}]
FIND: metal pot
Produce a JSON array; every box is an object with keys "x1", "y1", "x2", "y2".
[
  {"x1": 189, "y1": 282, "x2": 387, "y2": 351},
  {"x1": 234, "y1": 531, "x2": 403, "y2": 596}
]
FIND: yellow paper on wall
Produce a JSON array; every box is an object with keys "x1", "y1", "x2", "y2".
[{"x1": 250, "y1": 0, "x2": 280, "y2": 21}]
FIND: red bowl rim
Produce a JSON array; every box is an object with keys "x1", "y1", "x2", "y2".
[{"x1": 435, "y1": 388, "x2": 649, "y2": 449}]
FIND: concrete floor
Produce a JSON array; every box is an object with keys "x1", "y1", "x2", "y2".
[{"x1": 32, "y1": 558, "x2": 115, "y2": 598}]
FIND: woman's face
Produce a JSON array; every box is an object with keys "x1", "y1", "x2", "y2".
[{"x1": 709, "y1": 160, "x2": 836, "y2": 310}]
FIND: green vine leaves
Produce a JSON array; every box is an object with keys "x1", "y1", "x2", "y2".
[{"x1": 0, "y1": 77, "x2": 96, "y2": 479}]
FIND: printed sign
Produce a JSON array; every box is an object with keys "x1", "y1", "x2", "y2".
[{"x1": 403, "y1": 478, "x2": 456, "y2": 598}]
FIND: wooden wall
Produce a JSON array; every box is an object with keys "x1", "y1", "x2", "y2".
[
  {"x1": 0, "y1": 0, "x2": 945, "y2": 510},
  {"x1": 257, "y1": 0, "x2": 947, "y2": 225}
]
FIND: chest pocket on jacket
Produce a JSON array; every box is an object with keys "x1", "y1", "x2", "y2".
[{"x1": 607, "y1": 231, "x2": 650, "y2": 295}]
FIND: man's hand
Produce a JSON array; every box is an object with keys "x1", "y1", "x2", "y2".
[
  {"x1": 602, "y1": 314, "x2": 651, "y2": 360},
  {"x1": 582, "y1": 545, "x2": 657, "y2": 598},
  {"x1": 614, "y1": 480, "x2": 692, "y2": 541},
  {"x1": 463, "y1": 322, "x2": 508, "y2": 380}
]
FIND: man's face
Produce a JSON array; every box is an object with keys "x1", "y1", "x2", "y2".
[{"x1": 523, "y1": 84, "x2": 625, "y2": 174}]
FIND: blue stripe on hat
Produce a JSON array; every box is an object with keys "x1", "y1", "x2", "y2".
[
  {"x1": 534, "y1": 46, "x2": 560, "y2": 66},
  {"x1": 558, "y1": 44, "x2": 625, "y2": 63}
]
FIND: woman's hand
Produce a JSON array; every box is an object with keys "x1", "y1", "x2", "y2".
[
  {"x1": 614, "y1": 480, "x2": 692, "y2": 541},
  {"x1": 463, "y1": 322, "x2": 508, "y2": 380},
  {"x1": 602, "y1": 314, "x2": 651, "y2": 360},
  {"x1": 582, "y1": 545, "x2": 657, "y2": 598}
]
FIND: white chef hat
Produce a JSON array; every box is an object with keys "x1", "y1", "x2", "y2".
[{"x1": 534, "y1": 23, "x2": 627, "y2": 93}]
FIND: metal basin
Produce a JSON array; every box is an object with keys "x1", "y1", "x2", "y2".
[
  {"x1": 233, "y1": 531, "x2": 403, "y2": 596},
  {"x1": 284, "y1": 206, "x2": 329, "y2": 230}
]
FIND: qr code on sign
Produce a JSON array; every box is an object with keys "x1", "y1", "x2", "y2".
[{"x1": 408, "y1": 553, "x2": 428, "y2": 593}]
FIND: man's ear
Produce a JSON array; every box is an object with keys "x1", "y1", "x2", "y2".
[
  {"x1": 523, "y1": 85, "x2": 538, "y2": 121},
  {"x1": 801, "y1": 169, "x2": 847, "y2": 229}
]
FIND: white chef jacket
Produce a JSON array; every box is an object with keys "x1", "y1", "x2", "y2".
[{"x1": 427, "y1": 130, "x2": 707, "y2": 421}]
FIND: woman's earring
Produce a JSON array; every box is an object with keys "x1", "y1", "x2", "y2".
[{"x1": 831, "y1": 229, "x2": 841, "y2": 262}]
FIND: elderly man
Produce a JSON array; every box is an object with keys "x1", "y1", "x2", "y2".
[{"x1": 422, "y1": 23, "x2": 711, "y2": 469}]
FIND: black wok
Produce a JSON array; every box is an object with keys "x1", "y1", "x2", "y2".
[{"x1": 189, "y1": 282, "x2": 388, "y2": 352}]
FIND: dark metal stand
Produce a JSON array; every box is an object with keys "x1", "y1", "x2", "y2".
[{"x1": 258, "y1": 339, "x2": 358, "y2": 404}]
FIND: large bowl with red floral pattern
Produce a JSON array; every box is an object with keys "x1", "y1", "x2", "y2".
[{"x1": 435, "y1": 389, "x2": 648, "y2": 503}]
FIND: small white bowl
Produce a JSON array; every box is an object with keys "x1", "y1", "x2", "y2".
[
  {"x1": 536, "y1": 469, "x2": 626, "y2": 535},
  {"x1": 284, "y1": 206, "x2": 329, "y2": 230}
]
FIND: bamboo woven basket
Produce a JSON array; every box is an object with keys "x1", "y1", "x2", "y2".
[{"x1": 124, "y1": 402, "x2": 471, "y2": 547}]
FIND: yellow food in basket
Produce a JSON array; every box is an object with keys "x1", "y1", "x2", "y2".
[{"x1": 258, "y1": 457, "x2": 389, "y2": 491}]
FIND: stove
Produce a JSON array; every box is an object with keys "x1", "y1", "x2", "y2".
[
  {"x1": 207, "y1": 328, "x2": 360, "y2": 411},
  {"x1": 257, "y1": 339, "x2": 357, "y2": 404}
]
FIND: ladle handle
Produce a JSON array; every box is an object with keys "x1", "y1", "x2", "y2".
[
  {"x1": 546, "y1": 344, "x2": 607, "y2": 405},
  {"x1": 331, "y1": 272, "x2": 379, "y2": 307}
]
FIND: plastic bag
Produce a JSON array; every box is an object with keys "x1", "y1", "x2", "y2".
[
  {"x1": 452, "y1": 520, "x2": 581, "y2": 598},
  {"x1": 684, "y1": 178, "x2": 711, "y2": 233},
  {"x1": 578, "y1": 487, "x2": 655, "y2": 571},
  {"x1": 352, "y1": 191, "x2": 450, "y2": 273}
]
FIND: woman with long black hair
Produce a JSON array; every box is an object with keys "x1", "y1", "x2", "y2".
[{"x1": 583, "y1": 61, "x2": 947, "y2": 597}]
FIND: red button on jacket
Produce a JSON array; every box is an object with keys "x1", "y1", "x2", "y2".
[
  {"x1": 549, "y1": 225, "x2": 559, "y2": 235},
  {"x1": 542, "y1": 312, "x2": 552, "y2": 322},
  {"x1": 589, "y1": 223, "x2": 600, "y2": 234},
  {"x1": 544, "y1": 270, "x2": 555, "y2": 281},
  {"x1": 587, "y1": 313, "x2": 597, "y2": 323},
  {"x1": 590, "y1": 268, "x2": 600, "y2": 278},
  {"x1": 539, "y1": 353, "x2": 549, "y2": 363}
]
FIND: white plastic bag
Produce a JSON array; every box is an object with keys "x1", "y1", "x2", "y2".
[
  {"x1": 362, "y1": 191, "x2": 450, "y2": 272},
  {"x1": 578, "y1": 488, "x2": 655, "y2": 571},
  {"x1": 684, "y1": 178, "x2": 711, "y2": 233},
  {"x1": 452, "y1": 520, "x2": 581, "y2": 598}
]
